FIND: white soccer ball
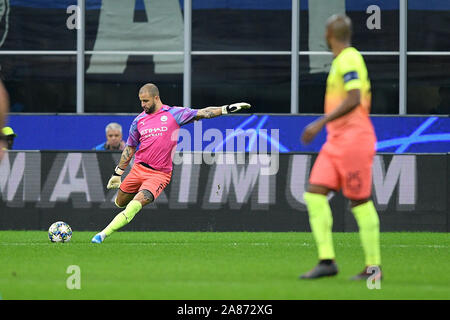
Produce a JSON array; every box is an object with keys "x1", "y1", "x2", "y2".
[{"x1": 48, "y1": 221, "x2": 73, "y2": 243}]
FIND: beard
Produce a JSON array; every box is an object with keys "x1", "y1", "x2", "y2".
[{"x1": 144, "y1": 102, "x2": 156, "y2": 114}]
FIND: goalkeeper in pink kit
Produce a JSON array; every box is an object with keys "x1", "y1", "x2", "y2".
[{"x1": 92, "y1": 83, "x2": 251, "y2": 243}]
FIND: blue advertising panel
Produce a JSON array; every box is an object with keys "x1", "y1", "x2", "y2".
[{"x1": 6, "y1": 114, "x2": 450, "y2": 153}]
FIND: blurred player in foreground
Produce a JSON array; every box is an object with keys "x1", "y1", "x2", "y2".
[
  {"x1": 92, "y1": 83, "x2": 251, "y2": 243},
  {"x1": 0, "y1": 80, "x2": 10, "y2": 159},
  {"x1": 300, "y1": 14, "x2": 381, "y2": 281}
]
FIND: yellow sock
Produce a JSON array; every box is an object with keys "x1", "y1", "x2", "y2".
[
  {"x1": 352, "y1": 200, "x2": 381, "y2": 266},
  {"x1": 303, "y1": 192, "x2": 335, "y2": 260},
  {"x1": 102, "y1": 200, "x2": 142, "y2": 237}
]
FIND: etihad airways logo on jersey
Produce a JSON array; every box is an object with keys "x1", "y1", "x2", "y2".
[{"x1": 140, "y1": 126, "x2": 168, "y2": 137}]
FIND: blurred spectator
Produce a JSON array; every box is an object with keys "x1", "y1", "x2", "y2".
[
  {"x1": 429, "y1": 86, "x2": 450, "y2": 115},
  {"x1": 93, "y1": 122, "x2": 126, "y2": 151},
  {"x1": 2, "y1": 127, "x2": 16, "y2": 150}
]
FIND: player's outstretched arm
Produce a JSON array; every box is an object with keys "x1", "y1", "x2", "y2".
[
  {"x1": 107, "y1": 145, "x2": 136, "y2": 189},
  {"x1": 301, "y1": 89, "x2": 360, "y2": 145},
  {"x1": 194, "y1": 102, "x2": 251, "y2": 120}
]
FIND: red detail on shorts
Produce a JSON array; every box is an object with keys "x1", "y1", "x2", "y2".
[
  {"x1": 309, "y1": 132, "x2": 375, "y2": 200},
  {"x1": 120, "y1": 163, "x2": 171, "y2": 199}
]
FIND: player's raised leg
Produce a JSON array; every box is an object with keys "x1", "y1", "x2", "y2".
[
  {"x1": 100, "y1": 189, "x2": 153, "y2": 237},
  {"x1": 91, "y1": 190, "x2": 137, "y2": 243},
  {"x1": 92, "y1": 189, "x2": 153, "y2": 243},
  {"x1": 92, "y1": 162, "x2": 171, "y2": 243},
  {"x1": 299, "y1": 184, "x2": 338, "y2": 279}
]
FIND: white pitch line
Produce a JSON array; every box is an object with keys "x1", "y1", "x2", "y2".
[{"x1": 0, "y1": 242, "x2": 448, "y2": 248}]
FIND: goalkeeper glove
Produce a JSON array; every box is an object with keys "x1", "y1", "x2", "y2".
[
  {"x1": 221, "y1": 102, "x2": 251, "y2": 114},
  {"x1": 107, "y1": 166, "x2": 124, "y2": 189}
]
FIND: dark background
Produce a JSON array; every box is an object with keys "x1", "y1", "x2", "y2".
[
  {"x1": 1, "y1": 1, "x2": 449, "y2": 114},
  {"x1": 1, "y1": 152, "x2": 448, "y2": 232}
]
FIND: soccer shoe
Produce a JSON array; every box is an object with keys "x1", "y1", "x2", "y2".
[
  {"x1": 299, "y1": 261, "x2": 338, "y2": 279},
  {"x1": 350, "y1": 266, "x2": 383, "y2": 281},
  {"x1": 91, "y1": 233, "x2": 106, "y2": 244}
]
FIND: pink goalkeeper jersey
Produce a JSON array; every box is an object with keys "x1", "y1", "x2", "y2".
[{"x1": 126, "y1": 105, "x2": 198, "y2": 173}]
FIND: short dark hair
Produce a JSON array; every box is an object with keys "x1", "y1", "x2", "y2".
[
  {"x1": 139, "y1": 83, "x2": 159, "y2": 97},
  {"x1": 326, "y1": 14, "x2": 352, "y2": 43}
]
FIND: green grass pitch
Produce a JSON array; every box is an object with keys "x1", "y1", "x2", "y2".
[{"x1": 0, "y1": 231, "x2": 448, "y2": 300}]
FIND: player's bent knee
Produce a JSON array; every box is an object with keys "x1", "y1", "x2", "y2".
[
  {"x1": 350, "y1": 198, "x2": 370, "y2": 208},
  {"x1": 134, "y1": 189, "x2": 155, "y2": 205},
  {"x1": 303, "y1": 191, "x2": 327, "y2": 204},
  {"x1": 115, "y1": 190, "x2": 136, "y2": 208},
  {"x1": 307, "y1": 184, "x2": 330, "y2": 195},
  {"x1": 114, "y1": 197, "x2": 127, "y2": 208}
]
